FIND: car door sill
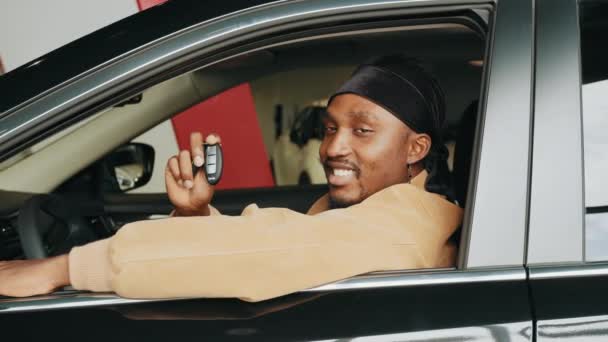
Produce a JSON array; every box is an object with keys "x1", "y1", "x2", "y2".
[{"x1": 0, "y1": 267, "x2": 525, "y2": 313}]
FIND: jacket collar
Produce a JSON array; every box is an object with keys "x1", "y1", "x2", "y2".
[{"x1": 410, "y1": 169, "x2": 428, "y2": 190}]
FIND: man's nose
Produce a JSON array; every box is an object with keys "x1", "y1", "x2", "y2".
[{"x1": 325, "y1": 130, "x2": 352, "y2": 158}]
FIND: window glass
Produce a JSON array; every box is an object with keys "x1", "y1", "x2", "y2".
[
  {"x1": 128, "y1": 25, "x2": 485, "y2": 196},
  {"x1": 131, "y1": 66, "x2": 353, "y2": 193},
  {"x1": 0, "y1": 20, "x2": 488, "y2": 268},
  {"x1": 580, "y1": 0, "x2": 608, "y2": 261}
]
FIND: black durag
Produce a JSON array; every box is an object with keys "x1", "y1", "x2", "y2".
[{"x1": 328, "y1": 55, "x2": 454, "y2": 201}]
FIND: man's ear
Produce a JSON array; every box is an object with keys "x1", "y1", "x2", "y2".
[{"x1": 407, "y1": 133, "x2": 432, "y2": 164}]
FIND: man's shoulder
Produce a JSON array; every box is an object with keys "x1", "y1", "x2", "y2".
[{"x1": 359, "y1": 183, "x2": 463, "y2": 221}]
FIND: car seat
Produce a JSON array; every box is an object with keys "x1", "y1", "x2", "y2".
[
  {"x1": 289, "y1": 106, "x2": 325, "y2": 147},
  {"x1": 272, "y1": 106, "x2": 327, "y2": 185},
  {"x1": 453, "y1": 100, "x2": 479, "y2": 208}
]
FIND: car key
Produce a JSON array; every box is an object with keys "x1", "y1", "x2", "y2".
[{"x1": 192, "y1": 143, "x2": 223, "y2": 185}]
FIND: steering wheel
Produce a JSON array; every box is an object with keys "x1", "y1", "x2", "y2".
[{"x1": 17, "y1": 194, "x2": 104, "y2": 259}]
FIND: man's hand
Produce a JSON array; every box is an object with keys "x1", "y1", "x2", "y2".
[
  {"x1": 0, "y1": 255, "x2": 69, "y2": 297},
  {"x1": 165, "y1": 132, "x2": 221, "y2": 216}
]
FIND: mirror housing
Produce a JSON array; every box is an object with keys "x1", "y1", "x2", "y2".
[{"x1": 103, "y1": 143, "x2": 155, "y2": 192}]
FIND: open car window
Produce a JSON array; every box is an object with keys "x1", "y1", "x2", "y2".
[
  {"x1": 127, "y1": 23, "x2": 484, "y2": 197},
  {"x1": 0, "y1": 0, "x2": 539, "y2": 317},
  {"x1": 0, "y1": 17, "x2": 486, "y2": 257}
]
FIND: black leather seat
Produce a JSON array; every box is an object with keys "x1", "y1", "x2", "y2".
[{"x1": 453, "y1": 100, "x2": 479, "y2": 208}]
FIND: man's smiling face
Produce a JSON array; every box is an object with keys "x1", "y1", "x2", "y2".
[{"x1": 320, "y1": 93, "x2": 418, "y2": 208}]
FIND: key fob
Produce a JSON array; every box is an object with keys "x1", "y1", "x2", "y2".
[{"x1": 193, "y1": 143, "x2": 223, "y2": 185}]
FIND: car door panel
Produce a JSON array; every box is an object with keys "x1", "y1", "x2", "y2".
[
  {"x1": 527, "y1": 0, "x2": 607, "y2": 339},
  {"x1": 530, "y1": 265, "x2": 608, "y2": 340},
  {"x1": 0, "y1": 269, "x2": 532, "y2": 341}
]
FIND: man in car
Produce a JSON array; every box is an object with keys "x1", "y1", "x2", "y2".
[{"x1": 0, "y1": 55, "x2": 463, "y2": 301}]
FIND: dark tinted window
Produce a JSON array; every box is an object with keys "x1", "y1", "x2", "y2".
[{"x1": 580, "y1": 0, "x2": 608, "y2": 260}]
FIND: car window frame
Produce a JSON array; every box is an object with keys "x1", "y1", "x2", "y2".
[
  {"x1": 0, "y1": 0, "x2": 537, "y2": 313},
  {"x1": 0, "y1": 0, "x2": 491, "y2": 161},
  {"x1": 525, "y1": 2, "x2": 608, "y2": 337},
  {"x1": 458, "y1": 0, "x2": 533, "y2": 269},
  {"x1": 527, "y1": 0, "x2": 585, "y2": 265},
  {"x1": 578, "y1": 0, "x2": 608, "y2": 263}
]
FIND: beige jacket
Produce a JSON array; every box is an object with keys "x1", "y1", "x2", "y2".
[{"x1": 68, "y1": 171, "x2": 462, "y2": 302}]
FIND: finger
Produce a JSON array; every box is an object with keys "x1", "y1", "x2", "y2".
[
  {"x1": 193, "y1": 162, "x2": 210, "y2": 189},
  {"x1": 178, "y1": 150, "x2": 194, "y2": 189},
  {"x1": 206, "y1": 133, "x2": 221, "y2": 145},
  {"x1": 165, "y1": 165, "x2": 181, "y2": 195},
  {"x1": 190, "y1": 132, "x2": 204, "y2": 167},
  {"x1": 167, "y1": 156, "x2": 181, "y2": 181},
  {"x1": 165, "y1": 157, "x2": 182, "y2": 194}
]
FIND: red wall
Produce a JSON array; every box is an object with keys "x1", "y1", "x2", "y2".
[
  {"x1": 136, "y1": 0, "x2": 167, "y2": 11},
  {"x1": 171, "y1": 84, "x2": 275, "y2": 189},
  {"x1": 138, "y1": 0, "x2": 275, "y2": 190}
]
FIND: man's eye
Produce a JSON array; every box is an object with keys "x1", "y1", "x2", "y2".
[
  {"x1": 355, "y1": 128, "x2": 374, "y2": 135},
  {"x1": 324, "y1": 126, "x2": 337, "y2": 134}
]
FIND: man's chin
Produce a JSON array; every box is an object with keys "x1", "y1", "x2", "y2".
[{"x1": 328, "y1": 193, "x2": 361, "y2": 209}]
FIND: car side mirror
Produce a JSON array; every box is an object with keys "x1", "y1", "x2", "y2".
[{"x1": 105, "y1": 143, "x2": 155, "y2": 192}]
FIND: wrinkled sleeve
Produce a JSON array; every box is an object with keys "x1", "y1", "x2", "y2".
[{"x1": 69, "y1": 186, "x2": 457, "y2": 302}]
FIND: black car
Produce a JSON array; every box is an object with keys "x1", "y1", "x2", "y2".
[{"x1": 1, "y1": 0, "x2": 608, "y2": 340}]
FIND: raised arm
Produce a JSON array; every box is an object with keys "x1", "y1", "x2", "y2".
[{"x1": 166, "y1": 132, "x2": 221, "y2": 217}]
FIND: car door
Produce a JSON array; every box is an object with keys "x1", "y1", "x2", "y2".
[
  {"x1": 528, "y1": 0, "x2": 608, "y2": 340},
  {"x1": 0, "y1": 0, "x2": 535, "y2": 340}
]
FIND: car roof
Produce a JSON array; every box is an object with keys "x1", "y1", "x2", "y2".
[{"x1": 0, "y1": 0, "x2": 279, "y2": 114}]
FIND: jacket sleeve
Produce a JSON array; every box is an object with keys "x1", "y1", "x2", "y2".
[
  {"x1": 170, "y1": 204, "x2": 221, "y2": 217},
  {"x1": 69, "y1": 185, "x2": 459, "y2": 302}
]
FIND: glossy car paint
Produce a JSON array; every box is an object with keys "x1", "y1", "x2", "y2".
[
  {"x1": 1, "y1": 269, "x2": 531, "y2": 341},
  {"x1": 1, "y1": 268, "x2": 524, "y2": 313},
  {"x1": 461, "y1": 0, "x2": 533, "y2": 268},
  {"x1": 528, "y1": 0, "x2": 584, "y2": 265},
  {"x1": 526, "y1": 0, "x2": 608, "y2": 339},
  {"x1": 530, "y1": 264, "x2": 608, "y2": 341}
]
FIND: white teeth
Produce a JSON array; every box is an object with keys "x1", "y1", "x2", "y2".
[{"x1": 333, "y1": 169, "x2": 354, "y2": 177}]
